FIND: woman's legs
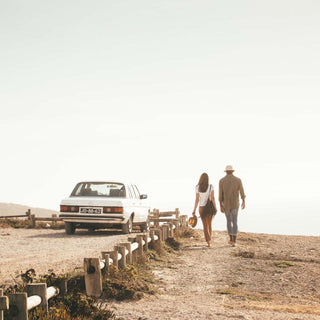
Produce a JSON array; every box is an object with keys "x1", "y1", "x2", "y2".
[{"x1": 199, "y1": 207, "x2": 213, "y2": 246}]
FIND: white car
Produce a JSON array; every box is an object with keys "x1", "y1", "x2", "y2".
[{"x1": 59, "y1": 181, "x2": 150, "y2": 234}]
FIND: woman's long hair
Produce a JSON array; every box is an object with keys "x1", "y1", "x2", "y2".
[{"x1": 198, "y1": 172, "x2": 209, "y2": 193}]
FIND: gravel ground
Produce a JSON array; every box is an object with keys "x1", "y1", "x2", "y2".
[
  {"x1": 0, "y1": 228, "x2": 130, "y2": 285},
  {"x1": 1, "y1": 228, "x2": 319, "y2": 319},
  {"x1": 110, "y1": 231, "x2": 320, "y2": 320}
]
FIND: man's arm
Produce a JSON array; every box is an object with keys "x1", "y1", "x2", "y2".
[
  {"x1": 219, "y1": 180, "x2": 225, "y2": 213},
  {"x1": 239, "y1": 179, "x2": 246, "y2": 210}
]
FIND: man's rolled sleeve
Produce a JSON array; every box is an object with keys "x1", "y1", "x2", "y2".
[{"x1": 239, "y1": 179, "x2": 246, "y2": 199}]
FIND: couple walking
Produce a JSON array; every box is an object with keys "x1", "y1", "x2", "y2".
[{"x1": 192, "y1": 165, "x2": 246, "y2": 247}]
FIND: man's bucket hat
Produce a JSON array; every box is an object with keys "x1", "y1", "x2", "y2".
[
  {"x1": 225, "y1": 165, "x2": 235, "y2": 172},
  {"x1": 188, "y1": 216, "x2": 197, "y2": 228}
]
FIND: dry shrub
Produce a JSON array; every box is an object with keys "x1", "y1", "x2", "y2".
[
  {"x1": 102, "y1": 264, "x2": 156, "y2": 301},
  {"x1": 165, "y1": 237, "x2": 181, "y2": 250},
  {"x1": 177, "y1": 226, "x2": 201, "y2": 239},
  {"x1": 0, "y1": 218, "x2": 30, "y2": 228}
]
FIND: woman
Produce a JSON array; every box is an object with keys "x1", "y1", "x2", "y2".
[{"x1": 192, "y1": 172, "x2": 218, "y2": 247}]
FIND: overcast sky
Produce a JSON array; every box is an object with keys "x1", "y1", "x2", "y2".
[{"x1": 1, "y1": 0, "x2": 319, "y2": 235}]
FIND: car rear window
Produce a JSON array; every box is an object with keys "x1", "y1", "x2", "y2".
[{"x1": 71, "y1": 182, "x2": 126, "y2": 197}]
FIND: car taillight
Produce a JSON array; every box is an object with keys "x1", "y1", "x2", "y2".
[
  {"x1": 60, "y1": 205, "x2": 79, "y2": 212},
  {"x1": 103, "y1": 207, "x2": 123, "y2": 213}
]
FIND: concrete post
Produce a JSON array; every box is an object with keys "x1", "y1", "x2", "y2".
[
  {"x1": 0, "y1": 289, "x2": 8, "y2": 320},
  {"x1": 57, "y1": 279, "x2": 68, "y2": 295},
  {"x1": 26, "y1": 283, "x2": 47, "y2": 312},
  {"x1": 154, "y1": 209, "x2": 160, "y2": 228},
  {"x1": 105, "y1": 250, "x2": 118, "y2": 268},
  {"x1": 101, "y1": 252, "x2": 110, "y2": 278},
  {"x1": 168, "y1": 223, "x2": 174, "y2": 237},
  {"x1": 120, "y1": 242, "x2": 132, "y2": 264},
  {"x1": 84, "y1": 258, "x2": 102, "y2": 297},
  {"x1": 175, "y1": 208, "x2": 180, "y2": 219},
  {"x1": 154, "y1": 228, "x2": 162, "y2": 242},
  {"x1": 9, "y1": 293, "x2": 28, "y2": 320},
  {"x1": 115, "y1": 245, "x2": 126, "y2": 269},
  {"x1": 149, "y1": 229, "x2": 155, "y2": 247},
  {"x1": 143, "y1": 233, "x2": 148, "y2": 251},
  {"x1": 136, "y1": 235, "x2": 144, "y2": 257}
]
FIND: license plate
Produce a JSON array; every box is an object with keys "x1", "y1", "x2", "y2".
[{"x1": 80, "y1": 207, "x2": 102, "y2": 214}]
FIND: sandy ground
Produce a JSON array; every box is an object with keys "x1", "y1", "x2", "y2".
[
  {"x1": 0, "y1": 228, "x2": 130, "y2": 285},
  {"x1": 110, "y1": 231, "x2": 320, "y2": 320}
]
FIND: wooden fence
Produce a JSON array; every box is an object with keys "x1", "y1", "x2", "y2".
[
  {"x1": 0, "y1": 209, "x2": 62, "y2": 228},
  {"x1": 0, "y1": 209, "x2": 188, "y2": 320}
]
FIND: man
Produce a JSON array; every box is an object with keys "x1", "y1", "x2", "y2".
[{"x1": 219, "y1": 165, "x2": 246, "y2": 246}]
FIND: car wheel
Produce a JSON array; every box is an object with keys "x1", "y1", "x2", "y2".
[
  {"x1": 122, "y1": 216, "x2": 133, "y2": 234},
  {"x1": 65, "y1": 222, "x2": 75, "y2": 235}
]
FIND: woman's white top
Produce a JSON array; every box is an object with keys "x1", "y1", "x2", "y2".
[{"x1": 195, "y1": 184, "x2": 213, "y2": 207}]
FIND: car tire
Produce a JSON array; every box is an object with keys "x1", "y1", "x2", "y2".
[
  {"x1": 122, "y1": 216, "x2": 133, "y2": 234},
  {"x1": 65, "y1": 222, "x2": 75, "y2": 235}
]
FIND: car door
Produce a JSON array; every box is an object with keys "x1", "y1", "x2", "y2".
[{"x1": 132, "y1": 184, "x2": 149, "y2": 222}]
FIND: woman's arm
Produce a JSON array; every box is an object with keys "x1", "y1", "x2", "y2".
[
  {"x1": 192, "y1": 193, "x2": 200, "y2": 216},
  {"x1": 211, "y1": 189, "x2": 218, "y2": 214}
]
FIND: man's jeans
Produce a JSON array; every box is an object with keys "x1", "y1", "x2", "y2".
[{"x1": 225, "y1": 208, "x2": 239, "y2": 236}]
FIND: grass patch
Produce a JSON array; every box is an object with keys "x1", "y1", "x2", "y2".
[
  {"x1": 102, "y1": 264, "x2": 156, "y2": 301},
  {"x1": 273, "y1": 261, "x2": 296, "y2": 268},
  {"x1": 216, "y1": 288, "x2": 235, "y2": 295},
  {"x1": 232, "y1": 250, "x2": 255, "y2": 259}
]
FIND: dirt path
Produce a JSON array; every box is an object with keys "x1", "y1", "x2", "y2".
[
  {"x1": 0, "y1": 228, "x2": 130, "y2": 286},
  {"x1": 110, "y1": 231, "x2": 320, "y2": 320}
]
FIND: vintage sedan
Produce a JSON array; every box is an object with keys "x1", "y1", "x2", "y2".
[{"x1": 59, "y1": 181, "x2": 150, "y2": 234}]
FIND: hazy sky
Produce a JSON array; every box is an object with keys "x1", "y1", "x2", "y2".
[{"x1": 1, "y1": 1, "x2": 319, "y2": 235}]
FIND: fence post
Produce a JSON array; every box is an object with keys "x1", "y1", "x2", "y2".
[
  {"x1": 26, "y1": 209, "x2": 31, "y2": 221},
  {"x1": 84, "y1": 258, "x2": 102, "y2": 297},
  {"x1": 120, "y1": 242, "x2": 132, "y2": 264},
  {"x1": 175, "y1": 208, "x2": 180, "y2": 219},
  {"x1": 101, "y1": 252, "x2": 110, "y2": 277},
  {"x1": 0, "y1": 289, "x2": 9, "y2": 320},
  {"x1": 143, "y1": 233, "x2": 148, "y2": 251},
  {"x1": 115, "y1": 245, "x2": 126, "y2": 269},
  {"x1": 154, "y1": 209, "x2": 160, "y2": 228},
  {"x1": 9, "y1": 293, "x2": 28, "y2": 320},
  {"x1": 105, "y1": 250, "x2": 118, "y2": 268},
  {"x1": 26, "y1": 283, "x2": 48, "y2": 312},
  {"x1": 136, "y1": 235, "x2": 144, "y2": 256},
  {"x1": 149, "y1": 229, "x2": 155, "y2": 247},
  {"x1": 31, "y1": 215, "x2": 36, "y2": 228},
  {"x1": 154, "y1": 228, "x2": 162, "y2": 242},
  {"x1": 168, "y1": 223, "x2": 174, "y2": 238},
  {"x1": 52, "y1": 214, "x2": 57, "y2": 227}
]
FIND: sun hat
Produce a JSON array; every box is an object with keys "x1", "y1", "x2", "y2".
[
  {"x1": 224, "y1": 165, "x2": 235, "y2": 172},
  {"x1": 188, "y1": 216, "x2": 197, "y2": 228}
]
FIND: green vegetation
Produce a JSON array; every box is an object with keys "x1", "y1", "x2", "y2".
[
  {"x1": 273, "y1": 261, "x2": 296, "y2": 268},
  {"x1": 232, "y1": 250, "x2": 255, "y2": 259}
]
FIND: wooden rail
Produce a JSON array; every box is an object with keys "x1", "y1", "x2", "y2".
[{"x1": 0, "y1": 209, "x2": 62, "y2": 228}]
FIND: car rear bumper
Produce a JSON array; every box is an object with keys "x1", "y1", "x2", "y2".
[{"x1": 59, "y1": 213, "x2": 126, "y2": 224}]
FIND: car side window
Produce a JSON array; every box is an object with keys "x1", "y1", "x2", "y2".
[{"x1": 133, "y1": 185, "x2": 140, "y2": 198}]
